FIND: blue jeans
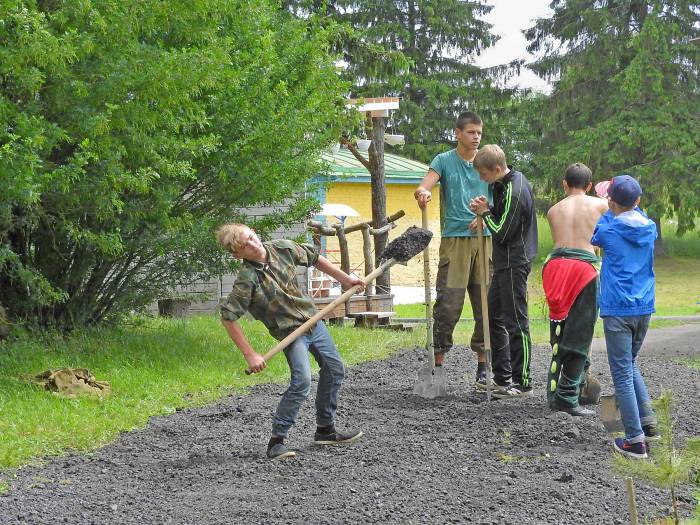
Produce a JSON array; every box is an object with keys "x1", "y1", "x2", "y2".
[
  {"x1": 603, "y1": 315, "x2": 656, "y2": 442},
  {"x1": 272, "y1": 321, "x2": 345, "y2": 438}
]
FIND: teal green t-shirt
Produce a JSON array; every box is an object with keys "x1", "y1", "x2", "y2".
[{"x1": 430, "y1": 149, "x2": 492, "y2": 237}]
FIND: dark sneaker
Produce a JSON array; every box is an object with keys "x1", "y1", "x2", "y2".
[
  {"x1": 514, "y1": 384, "x2": 533, "y2": 396},
  {"x1": 479, "y1": 378, "x2": 509, "y2": 392},
  {"x1": 492, "y1": 384, "x2": 532, "y2": 399},
  {"x1": 313, "y1": 428, "x2": 364, "y2": 445},
  {"x1": 267, "y1": 442, "x2": 296, "y2": 460},
  {"x1": 475, "y1": 376, "x2": 492, "y2": 390},
  {"x1": 613, "y1": 438, "x2": 648, "y2": 459},
  {"x1": 643, "y1": 424, "x2": 661, "y2": 441},
  {"x1": 475, "y1": 362, "x2": 487, "y2": 383},
  {"x1": 550, "y1": 400, "x2": 596, "y2": 417}
]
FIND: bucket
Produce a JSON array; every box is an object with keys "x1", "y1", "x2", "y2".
[{"x1": 600, "y1": 394, "x2": 624, "y2": 433}]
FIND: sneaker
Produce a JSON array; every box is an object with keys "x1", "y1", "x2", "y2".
[
  {"x1": 643, "y1": 424, "x2": 661, "y2": 441},
  {"x1": 613, "y1": 437, "x2": 648, "y2": 459},
  {"x1": 313, "y1": 428, "x2": 364, "y2": 445},
  {"x1": 478, "y1": 378, "x2": 509, "y2": 392},
  {"x1": 475, "y1": 362, "x2": 486, "y2": 382},
  {"x1": 492, "y1": 384, "x2": 533, "y2": 399},
  {"x1": 266, "y1": 442, "x2": 296, "y2": 460},
  {"x1": 550, "y1": 400, "x2": 596, "y2": 417}
]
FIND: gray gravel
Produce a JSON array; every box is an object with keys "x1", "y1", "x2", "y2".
[{"x1": 1, "y1": 324, "x2": 698, "y2": 524}]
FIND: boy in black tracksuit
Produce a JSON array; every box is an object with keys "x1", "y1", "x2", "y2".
[{"x1": 470, "y1": 145, "x2": 538, "y2": 398}]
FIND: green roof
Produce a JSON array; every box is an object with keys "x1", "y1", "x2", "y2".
[{"x1": 319, "y1": 149, "x2": 428, "y2": 183}]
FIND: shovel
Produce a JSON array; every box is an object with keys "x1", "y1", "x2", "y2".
[
  {"x1": 477, "y1": 216, "x2": 493, "y2": 402},
  {"x1": 245, "y1": 226, "x2": 433, "y2": 374},
  {"x1": 413, "y1": 205, "x2": 447, "y2": 398}
]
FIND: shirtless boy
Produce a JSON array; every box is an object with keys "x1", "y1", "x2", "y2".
[{"x1": 543, "y1": 163, "x2": 608, "y2": 416}]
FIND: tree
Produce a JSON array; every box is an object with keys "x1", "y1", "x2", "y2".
[
  {"x1": 613, "y1": 391, "x2": 700, "y2": 525},
  {"x1": 525, "y1": 0, "x2": 700, "y2": 251},
  {"x1": 284, "y1": 0, "x2": 517, "y2": 164},
  {"x1": 0, "y1": 0, "x2": 347, "y2": 327}
]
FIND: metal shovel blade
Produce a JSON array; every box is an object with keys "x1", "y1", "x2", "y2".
[
  {"x1": 413, "y1": 360, "x2": 447, "y2": 399},
  {"x1": 413, "y1": 361, "x2": 434, "y2": 398}
]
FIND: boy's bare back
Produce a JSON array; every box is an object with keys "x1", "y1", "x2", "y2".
[{"x1": 547, "y1": 194, "x2": 608, "y2": 253}]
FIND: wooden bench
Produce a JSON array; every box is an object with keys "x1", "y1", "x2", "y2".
[{"x1": 346, "y1": 311, "x2": 396, "y2": 328}]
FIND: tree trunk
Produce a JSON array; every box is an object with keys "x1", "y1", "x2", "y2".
[
  {"x1": 650, "y1": 215, "x2": 666, "y2": 258},
  {"x1": 368, "y1": 114, "x2": 389, "y2": 294}
]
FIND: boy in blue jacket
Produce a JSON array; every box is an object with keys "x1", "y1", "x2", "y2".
[{"x1": 591, "y1": 175, "x2": 657, "y2": 459}]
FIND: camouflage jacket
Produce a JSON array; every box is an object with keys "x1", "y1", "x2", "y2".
[{"x1": 220, "y1": 239, "x2": 320, "y2": 340}]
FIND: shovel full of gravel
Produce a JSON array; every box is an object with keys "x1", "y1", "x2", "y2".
[{"x1": 245, "y1": 226, "x2": 433, "y2": 374}]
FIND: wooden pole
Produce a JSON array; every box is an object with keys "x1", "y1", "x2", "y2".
[
  {"x1": 368, "y1": 113, "x2": 389, "y2": 294},
  {"x1": 333, "y1": 224, "x2": 350, "y2": 290},
  {"x1": 477, "y1": 217, "x2": 492, "y2": 402},
  {"x1": 361, "y1": 224, "x2": 374, "y2": 296},
  {"x1": 625, "y1": 477, "x2": 638, "y2": 525},
  {"x1": 421, "y1": 206, "x2": 433, "y2": 357}
]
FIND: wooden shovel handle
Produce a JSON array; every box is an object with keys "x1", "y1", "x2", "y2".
[
  {"x1": 477, "y1": 216, "x2": 492, "y2": 400},
  {"x1": 245, "y1": 258, "x2": 396, "y2": 374},
  {"x1": 421, "y1": 206, "x2": 433, "y2": 354}
]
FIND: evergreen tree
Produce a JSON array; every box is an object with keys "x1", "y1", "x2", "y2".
[
  {"x1": 285, "y1": 0, "x2": 517, "y2": 163},
  {"x1": 613, "y1": 391, "x2": 700, "y2": 524},
  {"x1": 525, "y1": 0, "x2": 700, "y2": 248}
]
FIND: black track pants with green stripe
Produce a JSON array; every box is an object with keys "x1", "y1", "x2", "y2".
[{"x1": 488, "y1": 264, "x2": 533, "y2": 388}]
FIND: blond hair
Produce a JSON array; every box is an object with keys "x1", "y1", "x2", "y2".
[
  {"x1": 474, "y1": 144, "x2": 507, "y2": 171},
  {"x1": 216, "y1": 223, "x2": 249, "y2": 253}
]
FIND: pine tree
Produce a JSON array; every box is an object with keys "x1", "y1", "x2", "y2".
[
  {"x1": 525, "y1": 0, "x2": 700, "y2": 250},
  {"x1": 285, "y1": 0, "x2": 517, "y2": 163},
  {"x1": 613, "y1": 391, "x2": 700, "y2": 524}
]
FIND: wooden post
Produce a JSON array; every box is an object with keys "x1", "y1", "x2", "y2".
[
  {"x1": 368, "y1": 113, "x2": 389, "y2": 294},
  {"x1": 625, "y1": 477, "x2": 638, "y2": 525},
  {"x1": 334, "y1": 224, "x2": 351, "y2": 290},
  {"x1": 361, "y1": 224, "x2": 374, "y2": 296}
]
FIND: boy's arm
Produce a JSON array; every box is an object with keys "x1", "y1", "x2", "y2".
[
  {"x1": 414, "y1": 169, "x2": 440, "y2": 209},
  {"x1": 481, "y1": 179, "x2": 529, "y2": 245},
  {"x1": 591, "y1": 211, "x2": 614, "y2": 249},
  {"x1": 221, "y1": 318, "x2": 267, "y2": 373},
  {"x1": 314, "y1": 256, "x2": 365, "y2": 291}
]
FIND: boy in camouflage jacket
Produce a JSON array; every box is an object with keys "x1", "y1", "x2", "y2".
[{"x1": 217, "y1": 223, "x2": 364, "y2": 460}]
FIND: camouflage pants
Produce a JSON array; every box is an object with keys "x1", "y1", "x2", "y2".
[
  {"x1": 433, "y1": 236, "x2": 493, "y2": 355},
  {"x1": 547, "y1": 278, "x2": 598, "y2": 408}
]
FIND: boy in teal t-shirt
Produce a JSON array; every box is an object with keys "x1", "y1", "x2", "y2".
[
  {"x1": 431, "y1": 149, "x2": 492, "y2": 238},
  {"x1": 414, "y1": 111, "x2": 493, "y2": 386}
]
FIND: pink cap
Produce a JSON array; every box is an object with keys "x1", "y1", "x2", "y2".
[{"x1": 594, "y1": 180, "x2": 611, "y2": 199}]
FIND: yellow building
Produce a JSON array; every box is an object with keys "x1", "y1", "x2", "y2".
[{"x1": 314, "y1": 148, "x2": 442, "y2": 286}]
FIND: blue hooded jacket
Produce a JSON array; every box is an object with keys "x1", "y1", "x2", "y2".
[{"x1": 591, "y1": 209, "x2": 656, "y2": 317}]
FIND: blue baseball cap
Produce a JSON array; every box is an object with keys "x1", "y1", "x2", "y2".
[{"x1": 608, "y1": 175, "x2": 642, "y2": 207}]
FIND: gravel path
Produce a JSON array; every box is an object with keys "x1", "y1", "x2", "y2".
[{"x1": 1, "y1": 324, "x2": 699, "y2": 524}]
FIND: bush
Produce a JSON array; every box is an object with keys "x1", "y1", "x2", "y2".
[{"x1": 0, "y1": 0, "x2": 346, "y2": 327}]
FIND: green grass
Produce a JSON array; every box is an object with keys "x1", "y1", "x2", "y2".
[
  {"x1": 683, "y1": 357, "x2": 700, "y2": 372},
  {"x1": 407, "y1": 316, "x2": 680, "y2": 347},
  {"x1": 0, "y1": 316, "x2": 415, "y2": 471}
]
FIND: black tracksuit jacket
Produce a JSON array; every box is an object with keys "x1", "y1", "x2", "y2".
[
  {"x1": 482, "y1": 169, "x2": 538, "y2": 388},
  {"x1": 483, "y1": 169, "x2": 538, "y2": 270}
]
